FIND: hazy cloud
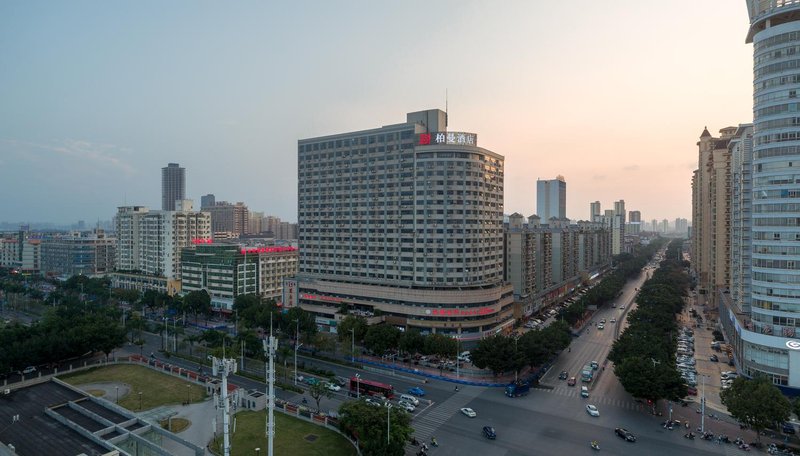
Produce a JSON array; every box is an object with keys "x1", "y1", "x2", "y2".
[
  {"x1": 1, "y1": 139, "x2": 136, "y2": 176},
  {"x1": 592, "y1": 175, "x2": 606, "y2": 180},
  {"x1": 623, "y1": 165, "x2": 640, "y2": 171}
]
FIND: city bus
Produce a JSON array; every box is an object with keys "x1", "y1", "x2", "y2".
[{"x1": 349, "y1": 376, "x2": 395, "y2": 399}]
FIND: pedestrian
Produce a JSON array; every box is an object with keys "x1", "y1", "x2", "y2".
[{"x1": 568, "y1": 347, "x2": 571, "y2": 353}]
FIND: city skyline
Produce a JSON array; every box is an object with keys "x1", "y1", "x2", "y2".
[{"x1": 0, "y1": 2, "x2": 752, "y2": 224}]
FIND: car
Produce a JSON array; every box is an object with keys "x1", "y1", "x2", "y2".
[
  {"x1": 398, "y1": 401, "x2": 415, "y2": 412},
  {"x1": 364, "y1": 398, "x2": 381, "y2": 407},
  {"x1": 590, "y1": 361, "x2": 599, "y2": 370},
  {"x1": 559, "y1": 370, "x2": 569, "y2": 380},
  {"x1": 783, "y1": 422, "x2": 796, "y2": 434},
  {"x1": 686, "y1": 386, "x2": 698, "y2": 396},
  {"x1": 21, "y1": 366, "x2": 36, "y2": 375},
  {"x1": 305, "y1": 377, "x2": 319, "y2": 386},
  {"x1": 610, "y1": 318, "x2": 616, "y2": 323},
  {"x1": 615, "y1": 427, "x2": 636, "y2": 442},
  {"x1": 325, "y1": 382, "x2": 341, "y2": 392},
  {"x1": 483, "y1": 426, "x2": 497, "y2": 440},
  {"x1": 408, "y1": 387, "x2": 426, "y2": 397},
  {"x1": 567, "y1": 377, "x2": 577, "y2": 386},
  {"x1": 597, "y1": 324, "x2": 605, "y2": 330},
  {"x1": 581, "y1": 386, "x2": 590, "y2": 398},
  {"x1": 586, "y1": 404, "x2": 600, "y2": 417},
  {"x1": 460, "y1": 407, "x2": 477, "y2": 418}
]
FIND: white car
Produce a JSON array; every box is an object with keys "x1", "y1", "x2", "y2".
[
  {"x1": 398, "y1": 400, "x2": 416, "y2": 412},
  {"x1": 460, "y1": 407, "x2": 477, "y2": 418},
  {"x1": 586, "y1": 404, "x2": 600, "y2": 417},
  {"x1": 326, "y1": 382, "x2": 341, "y2": 392},
  {"x1": 610, "y1": 319, "x2": 616, "y2": 323}
]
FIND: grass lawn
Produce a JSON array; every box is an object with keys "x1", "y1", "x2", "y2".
[
  {"x1": 212, "y1": 411, "x2": 356, "y2": 456},
  {"x1": 60, "y1": 364, "x2": 206, "y2": 411}
]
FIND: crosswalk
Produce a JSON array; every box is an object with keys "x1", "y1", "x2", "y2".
[
  {"x1": 538, "y1": 385, "x2": 646, "y2": 411},
  {"x1": 410, "y1": 387, "x2": 483, "y2": 442}
]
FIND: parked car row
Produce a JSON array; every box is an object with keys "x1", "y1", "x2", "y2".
[{"x1": 677, "y1": 327, "x2": 697, "y2": 387}]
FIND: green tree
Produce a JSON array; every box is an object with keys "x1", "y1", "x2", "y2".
[
  {"x1": 720, "y1": 375, "x2": 791, "y2": 443},
  {"x1": 793, "y1": 396, "x2": 800, "y2": 421},
  {"x1": 363, "y1": 324, "x2": 401, "y2": 355},
  {"x1": 339, "y1": 400, "x2": 413, "y2": 456},
  {"x1": 471, "y1": 335, "x2": 515, "y2": 377},
  {"x1": 308, "y1": 380, "x2": 334, "y2": 412},
  {"x1": 184, "y1": 290, "x2": 212, "y2": 323},
  {"x1": 614, "y1": 357, "x2": 686, "y2": 404},
  {"x1": 399, "y1": 329, "x2": 425, "y2": 355},
  {"x1": 337, "y1": 315, "x2": 368, "y2": 344}
]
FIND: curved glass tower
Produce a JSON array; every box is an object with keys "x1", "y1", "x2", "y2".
[{"x1": 744, "y1": 0, "x2": 800, "y2": 387}]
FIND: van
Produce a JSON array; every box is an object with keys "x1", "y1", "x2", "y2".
[
  {"x1": 580, "y1": 386, "x2": 589, "y2": 398},
  {"x1": 400, "y1": 394, "x2": 419, "y2": 406}
]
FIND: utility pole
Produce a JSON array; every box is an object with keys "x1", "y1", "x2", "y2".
[
  {"x1": 263, "y1": 316, "x2": 277, "y2": 456},
  {"x1": 213, "y1": 356, "x2": 238, "y2": 456}
]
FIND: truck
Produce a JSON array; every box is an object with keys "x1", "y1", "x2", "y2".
[
  {"x1": 581, "y1": 364, "x2": 594, "y2": 382},
  {"x1": 505, "y1": 381, "x2": 530, "y2": 397}
]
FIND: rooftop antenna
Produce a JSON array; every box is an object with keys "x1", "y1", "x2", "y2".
[{"x1": 445, "y1": 89, "x2": 449, "y2": 130}]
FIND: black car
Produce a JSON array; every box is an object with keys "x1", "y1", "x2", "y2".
[
  {"x1": 559, "y1": 371, "x2": 568, "y2": 380},
  {"x1": 709, "y1": 355, "x2": 719, "y2": 362},
  {"x1": 483, "y1": 426, "x2": 497, "y2": 440},
  {"x1": 615, "y1": 428, "x2": 636, "y2": 442},
  {"x1": 783, "y1": 422, "x2": 796, "y2": 434}
]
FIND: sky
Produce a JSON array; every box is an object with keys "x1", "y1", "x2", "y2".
[{"x1": 0, "y1": 1, "x2": 754, "y2": 226}]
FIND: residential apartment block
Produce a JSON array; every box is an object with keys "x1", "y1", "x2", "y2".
[{"x1": 40, "y1": 229, "x2": 116, "y2": 277}]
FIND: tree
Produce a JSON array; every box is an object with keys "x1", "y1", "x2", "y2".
[
  {"x1": 339, "y1": 400, "x2": 413, "y2": 456},
  {"x1": 793, "y1": 396, "x2": 800, "y2": 421},
  {"x1": 308, "y1": 380, "x2": 333, "y2": 412},
  {"x1": 471, "y1": 335, "x2": 515, "y2": 377},
  {"x1": 363, "y1": 324, "x2": 401, "y2": 355},
  {"x1": 721, "y1": 375, "x2": 791, "y2": 443},
  {"x1": 614, "y1": 357, "x2": 686, "y2": 405},
  {"x1": 184, "y1": 290, "x2": 212, "y2": 323},
  {"x1": 399, "y1": 330, "x2": 425, "y2": 355},
  {"x1": 337, "y1": 315, "x2": 368, "y2": 344},
  {"x1": 423, "y1": 333, "x2": 457, "y2": 358}
]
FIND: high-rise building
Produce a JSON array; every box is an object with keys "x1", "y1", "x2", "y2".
[
  {"x1": 114, "y1": 202, "x2": 210, "y2": 281},
  {"x1": 628, "y1": 210, "x2": 642, "y2": 235},
  {"x1": 205, "y1": 201, "x2": 249, "y2": 236},
  {"x1": 294, "y1": 109, "x2": 513, "y2": 339},
  {"x1": 41, "y1": 229, "x2": 116, "y2": 277},
  {"x1": 200, "y1": 194, "x2": 215, "y2": 209},
  {"x1": 590, "y1": 201, "x2": 602, "y2": 223},
  {"x1": 728, "y1": 124, "x2": 753, "y2": 316},
  {"x1": 611, "y1": 200, "x2": 626, "y2": 254},
  {"x1": 0, "y1": 230, "x2": 41, "y2": 274},
  {"x1": 691, "y1": 127, "x2": 734, "y2": 296},
  {"x1": 537, "y1": 176, "x2": 567, "y2": 223},
  {"x1": 161, "y1": 163, "x2": 186, "y2": 211},
  {"x1": 717, "y1": 2, "x2": 800, "y2": 389}
]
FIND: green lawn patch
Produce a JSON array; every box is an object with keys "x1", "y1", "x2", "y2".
[
  {"x1": 60, "y1": 364, "x2": 206, "y2": 411},
  {"x1": 212, "y1": 410, "x2": 356, "y2": 456}
]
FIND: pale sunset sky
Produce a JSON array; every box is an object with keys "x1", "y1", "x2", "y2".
[{"x1": 0, "y1": 1, "x2": 753, "y2": 225}]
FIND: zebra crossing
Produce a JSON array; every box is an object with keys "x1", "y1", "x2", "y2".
[
  {"x1": 541, "y1": 385, "x2": 646, "y2": 411},
  {"x1": 410, "y1": 387, "x2": 483, "y2": 442}
]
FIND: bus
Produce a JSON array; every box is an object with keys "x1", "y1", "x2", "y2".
[{"x1": 349, "y1": 376, "x2": 395, "y2": 399}]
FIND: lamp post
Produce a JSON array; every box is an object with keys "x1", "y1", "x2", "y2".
[
  {"x1": 138, "y1": 391, "x2": 142, "y2": 411},
  {"x1": 513, "y1": 335, "x2": 520, "y2": 383},
  {"x1": 350, "y1": 328, "x2": 355, "y2": 364},
  {"x1": 255, "y1": 448, "x2": 260, "y2": 456},
  {"x1": 294, "y1": 319, "x2": 303, "y2": 387},
  {"x1": 701, "y1": 375, "x2": 707, "y2": 434},
  {"x1": 455, "y1": 337, "x2": 460, "y2": 380},
  {"x1": 355, "y1": 373, "x2": 361, "y2": 399},
  {"x1": 115, "y1": 386, "x2": 119, "y2": 403},
  {"x1": 386, "y1": 403, "x2": 392, "y2": 445},
  {"x1": 186, "y1": 384, "x2": 191, "y2": 404}
]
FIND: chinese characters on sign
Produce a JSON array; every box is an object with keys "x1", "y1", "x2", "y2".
[
  {"x1": 191, "y1": 238, "x2": 213, "y2": 244},
  {"x1": 240, "y1": 246, "x2": 298, "y2": 254},
  {"x1": 300, "y1": 293, "x2": 343, "y2": 304},
  {"x1": 418, "y1": 132, "x2": 477, "y2": 146},
  {"x1": 430, "y1": 307, "x2": 494, "y2": 317}
]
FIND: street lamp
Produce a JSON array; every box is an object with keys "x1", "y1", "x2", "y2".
[
  {"x1": 186, "y1": 384, "x2": 191, "y2": 404},
  {"x1": 455, "y1": 337, "x2": 460, "y2": 380},
  {"x1": 386, "y1": 403, "x2": 392, "y2": 445},
  {"x1": 700, "y1": 375, "x2": 708, "y2": 434},
  {"x1": 255, "y1": 448, "x2": 260, "y2": 456},
  {"x1": 138, "y1": 391, "x2": 142, "y2": 411},
  {"x1": 350, "y1": 328, "x2": 355, "y2": 364},
  {"x1": 513, "y1": 335, "x2": 520, "y2": 383},
  {"x1": 115, "y1": 386, "x2": 119, "y2": 404},
  {"x1": 355, "y1": 373, "x2": 361, "y2": 399},
  {"x1": 294, "y1": 319, "x2": 303, "y2": 387}
]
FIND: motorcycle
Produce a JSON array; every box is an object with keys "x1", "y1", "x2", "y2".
[
  {"x1": 431, "y1": 437, "x2": 438, "y2": 447},
  {"x1": 684, "y1": 433, "x2": 695, "y2": 440},
  {"x1": 590, "y1": 441, "x2": 600, "y2": 451},
  {"x1": 454, "y1": 386, "x2": 459, "y2": 392}
]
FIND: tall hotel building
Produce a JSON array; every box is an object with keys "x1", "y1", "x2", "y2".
[
  {"x1": 293, "y1": 109, "x2": 514, "y2": 340},
  {"x1": 162, "y1": 163, "x2": 186, "y2": 211},
  {"x1": 536, "y1": 176, "x2": 567, "y2": 223},
  {"x1": 717, "y1": 1, "x2": 800, "y2": 389}
]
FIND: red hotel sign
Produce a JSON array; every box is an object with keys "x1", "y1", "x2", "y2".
[
  {"x1": 300, "y1": 293, "x2": 343, "y2": 304},
  {"x1": 430, "y1": 307, "x2": 494, "y2": 317},
  {"x1": 241, "y1": 246, "x2": 298, "y2": 254}
]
